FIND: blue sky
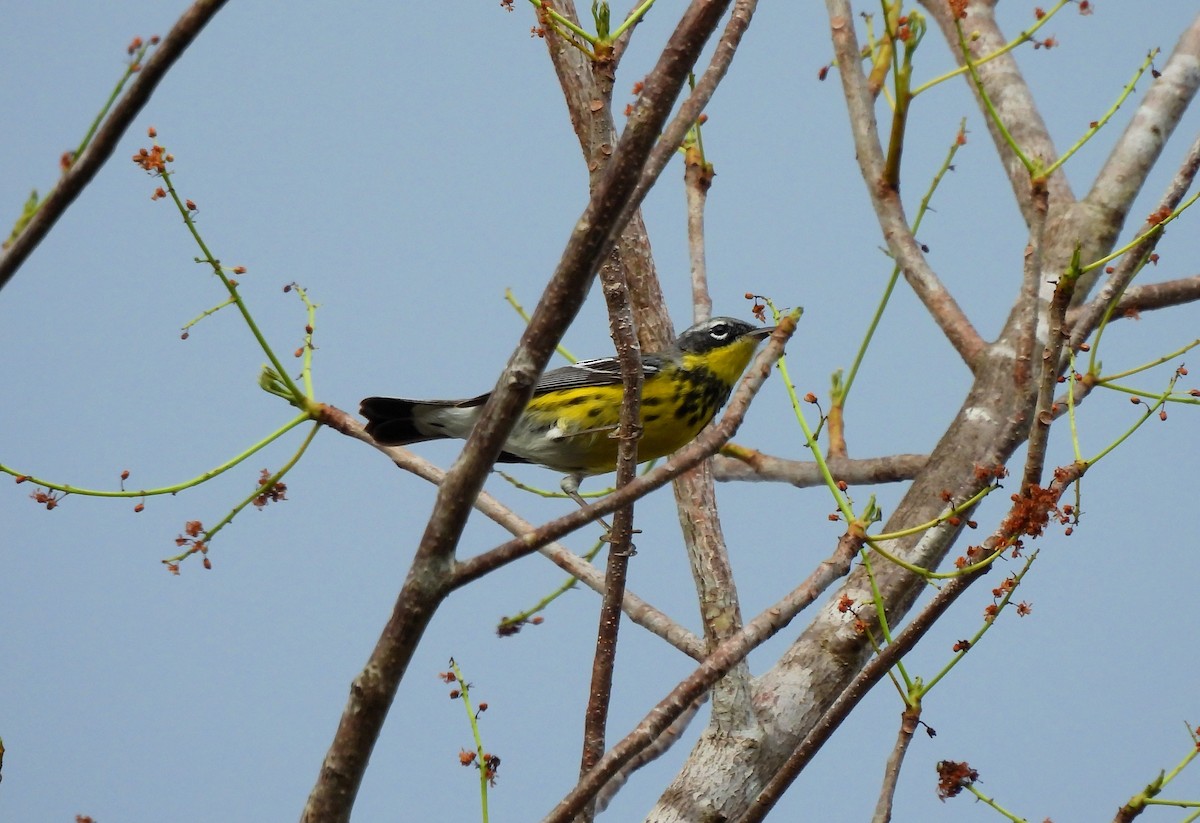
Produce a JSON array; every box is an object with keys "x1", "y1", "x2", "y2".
[{"x1": 2, "y1": 3, "x2": 1199, "y2": 821}]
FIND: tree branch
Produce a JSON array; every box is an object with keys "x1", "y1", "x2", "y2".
[
  {"x1": 540, "y1": 0, "x2": 670, "y2": 352},
  {"x1": 545, "y1": 4, "x2": 769, "y2": 790},
  {"x1": 918, "y1": 0, "x2": 1073, "y2": 222},
  {"x1": 543, "y1": 529, "x2": 863, "y2": 823},
  {"x1": 1083, "y1": 14, "x2": 1200, "y2": 244},
  {"x1": 311, "y1": 416, "x2": 709, "y2": 659},
  {"x1": 578, "y1": 252, "x2": 643, "y2": 803},
  {"x1": 301, "y1": 6, "x2": 736, "y2": 819},
  {"x1": 1070, "y1": 132, "x2": 1200, "y2": 347},
  {"x1": 741, "y1": 462, "x2": 1085, "y2": 821},
  {"x1": 712, "y1": 450, "x2": 928, "y2": 488},
  {"x1": 1071, "y1": 272, "x2": 1200, "y2": 322},
  {"x1": 675, "y1": 129, "x2": 756, "y2": 738},
  {"x1": 871, "y1": 705, "x2": 922, "y2": 823},
  {"x1": 0, "y1": 0, "x2": 230, "y2": 293},
  {"x1": 828, "y1": 3, "x2": 985, "y2": 368},
  {"x1": 630, "y1": 0, "x2": 760, "y2": 221}
]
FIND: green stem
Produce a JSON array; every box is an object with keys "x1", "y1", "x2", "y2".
[
  {"x1": 1086, "y1": 378, "x2": 1177, "y2": 466},
  {"x1": 448, "y1": 659, "x2": 492, "y2": 823},
  {"x1": 912, "y1": 0, "x2": 1069, "y2": 96},
  {"x1": 1, "y1": 412, "x2": 310, "y2": 498},
  {"x1": 955, "y1": 20, "x2": 1033, "y2": 173},
  {"x1": 609, "y1": 0, "x2": 658, "y2": 41},
  {"x1": 1066, "y1": 352, "x2": 1084, "y2": 464},
  {"x1": 163, "y1": 420, "x2": 321, "y2": 563},
  {"x1": 1041, "y1": 49, "x2": 1158, "y2": 180},
  {"x1": 496, "y1": 536, "x2": 607, "y2": 634},
  {"x1": 1097, "y1": 338, "x2": 1200, "y2": 382},
  {"x1": 159, "y1": 159, "x2": 306, "y2": 404},
  {"x1": 525, "y1": 0, "x2": 598, "y2": 46},
  {"x1": 766, "y1": 304, "x2": 850, "y2": 520},
  {"x1": 871, "y1": 483, "x2": 995, "y2": 542},
  {"x1": 920, "y1": 550, "x2": 1038, "y2": 695},
  {"x1": 841, "y1": 121, "x2": 966, "y2": 401},
  {"x1": 74, "y1": 42, "x2": 154, "y2": 160},
  {"x1": 504, "y1": 288, "x2": 577, "y2": 363},
  {"x1": 966, "y1": 782, "x2": 1030, "y2": 822},
  {"x1": 1082, "y1": 188, "x2": 1200, "y2": 276},
  {"x1": 1097, "y1": 382, "x2": 1199, "y2": 406}
]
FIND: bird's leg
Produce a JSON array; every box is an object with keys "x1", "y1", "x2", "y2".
[
  {"x1": 560, "y1": 474, "x2": 641, "y2": 551},
  {"x1": 560, "y1": 473, "x2": 619, "y2": 541}
]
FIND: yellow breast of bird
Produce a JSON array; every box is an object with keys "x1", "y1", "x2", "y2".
[{"x1": 506, "y1": 334, "x2": 762, "y2": 476}]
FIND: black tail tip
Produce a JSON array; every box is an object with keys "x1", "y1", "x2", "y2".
[{"x1": 359, "y1": 396, "x2": 420, "y2": 445}]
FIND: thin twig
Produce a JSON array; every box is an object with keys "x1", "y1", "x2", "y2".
[
  {"x1": 871, "y1": 705, "x2": 921, "y2": 823},
  {"x1": 629, "y1": 0, "x2": 760, "y2": 215},
  {"x1": 0, "y1": 0, "x2": 230, "y2": 291},
  {"x1": 676, "y1": 127, "x2": 755, "y2": 735}
]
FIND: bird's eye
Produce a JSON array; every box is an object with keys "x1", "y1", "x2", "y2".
[{"x1": 710, "y1": 322, "x2": 731, "y2": 340}]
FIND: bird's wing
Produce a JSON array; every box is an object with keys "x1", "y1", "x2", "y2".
[
  {"x1": 384, "y1": 354, "x2": 666, "y2": 408},
  {"x1": 530, "y1": 354, "x2": 665, "y2": 395}
]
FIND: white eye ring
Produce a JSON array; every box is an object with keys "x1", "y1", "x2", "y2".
[{"x1": 710, "y1": 323, "x2": 731, "y2": 340}]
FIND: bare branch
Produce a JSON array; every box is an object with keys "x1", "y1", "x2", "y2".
[
  {"x1": 539, "y1": 14, "x2": 762, "y2": 804},
  {"x1": 1084, "y1": 14, "x2": 1200, "y2": 235},
  {"x1": 578, "y1": 253, "x2": 643, "y2": 800},
  {"x1": 871, "y1": 706, "x2": 922, "y2": 823},
  {"x1": 542, "y1": 530, "x2": 863, "y2": 823},
  {"x1": 671, "y1": 462, "x2": 757, "y2": 723},
  {"x1": 301, "y1": 11, "x2": 738, "y2": 816},
  {"x1": 539, "y1": 1, "x2": 675, "y2": 347},
  {"x1": 671, "y1": 104, "x2": 757, "y2": 738},
  {"x1": 1073, "y1": 272, "x2": 1200, "y2": 321},
  {"x1": 631, "y1": 0, "x2": 761, "y2": 217},
  {"x1": 1071, "y1": 132, "x2": 1200, "y2": 347},
  {"x1": 594, "y1": 695, "x2": 708, "y2": 814},
  {"x1": 712, "y1": 450, "x2": 928, "y2": 488},
  {"x1": 685, "y1": 143, "x2": 714, "y2": 322},
  {"x1": 827, "y1": 3, "x2": 985, "y2": 368},
  {"x1": 0, "y1": 0, "x2": 230, "y2": 292}
]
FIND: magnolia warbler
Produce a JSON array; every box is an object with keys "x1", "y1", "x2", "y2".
[{"x1": 360, "y1": 316, "x2": 774, "y2": 497}]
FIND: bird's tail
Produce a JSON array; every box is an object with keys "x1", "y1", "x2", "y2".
[{"x1": 360, "y1": 396, "x2": 435, "y2": 445}]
